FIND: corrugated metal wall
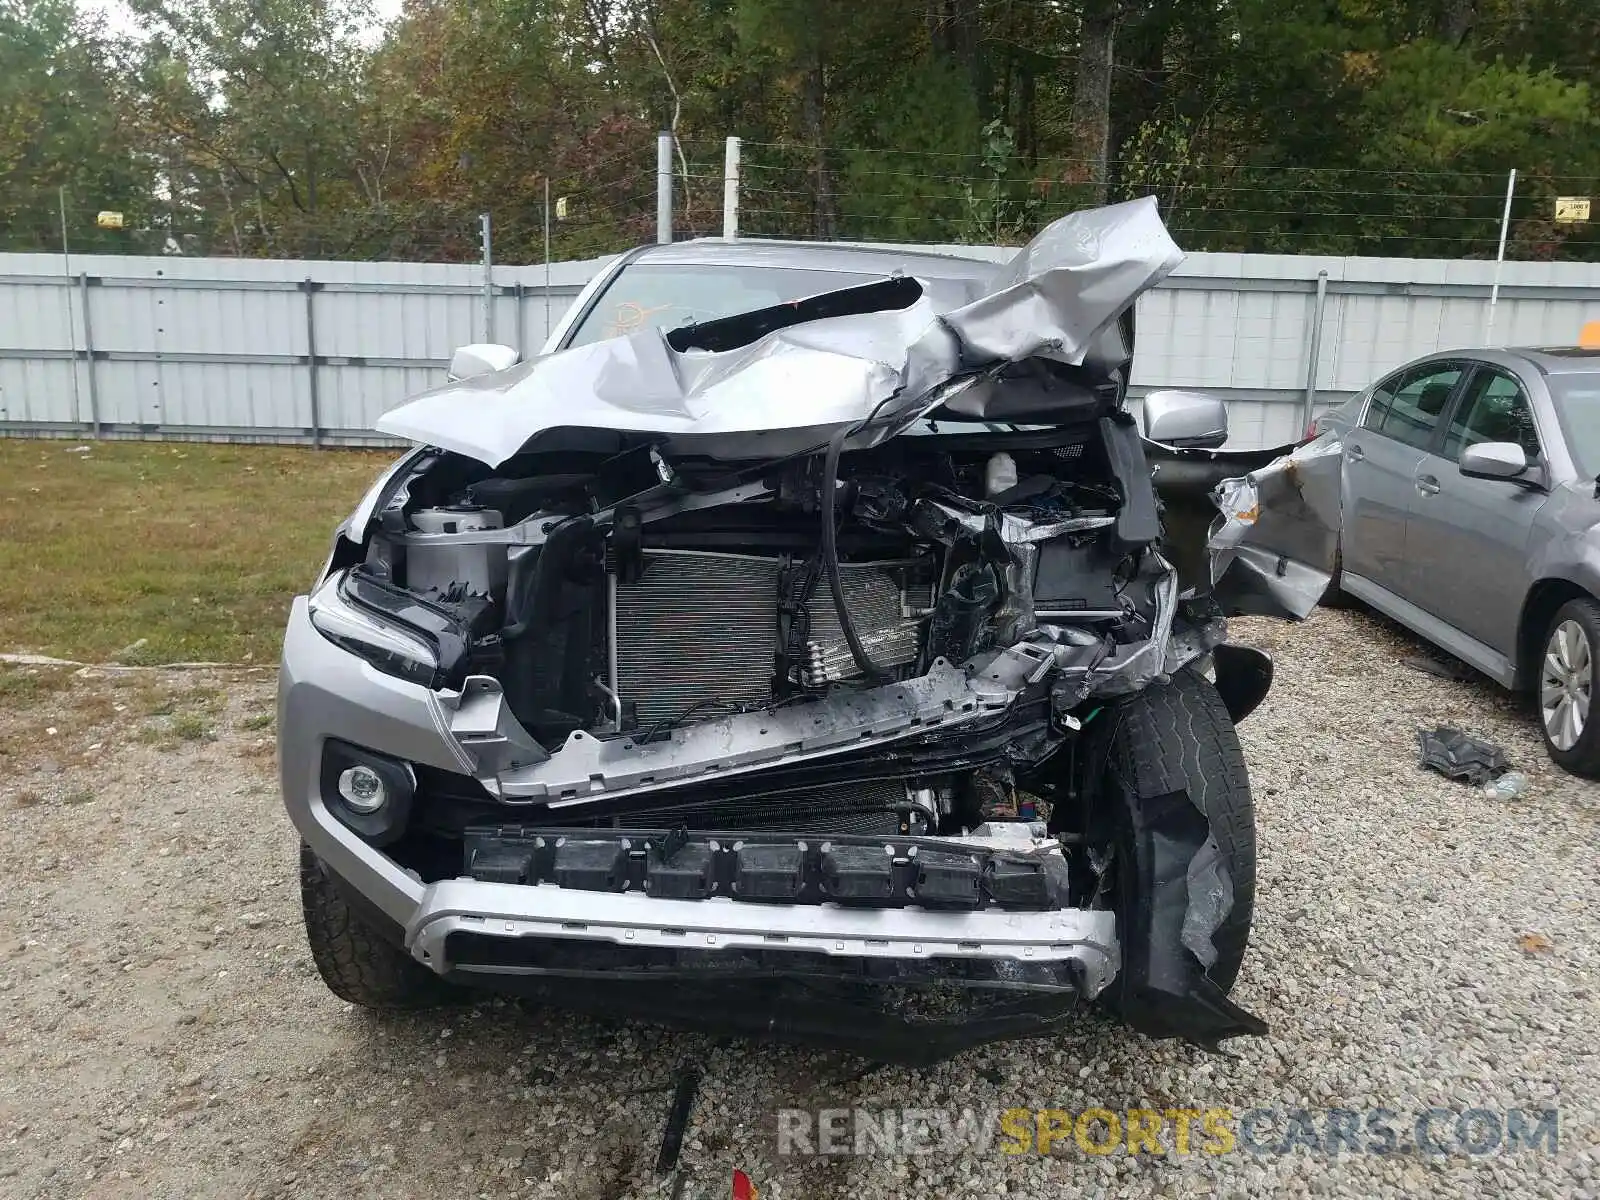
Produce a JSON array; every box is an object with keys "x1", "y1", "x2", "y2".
[
  {"x1": 2, "y1": 247, "x2": 1596, "y2": 449},
  {"x1": 0, "y1": 253, "x2": 606, "y2": 444}
]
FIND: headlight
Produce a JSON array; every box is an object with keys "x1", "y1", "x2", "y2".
[{"x1": 307, "y1": 570, "x2": 471, "y2": 689}]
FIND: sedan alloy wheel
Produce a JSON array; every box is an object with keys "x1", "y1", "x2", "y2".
[{"x1": 1540, "y1": 618, "x2": 1592, "y2": 752}]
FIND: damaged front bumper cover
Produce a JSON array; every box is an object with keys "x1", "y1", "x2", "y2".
[
  {"x1": 411, "y1": 875, "x2": 1120, "y2": 987},
  {"x1": 422, "y1": 824, "x2": 1116, "y2": 992},
  {"x1": 402, "y1": 819, "x2": 1266, "y2": 1056},
  {"x1": 411, "y1": 830, "x2": 1123, "y2": 1064}
]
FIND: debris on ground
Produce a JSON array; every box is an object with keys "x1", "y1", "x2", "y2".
[
  {"x1": 1482, "y1": 770, "x2": 1529, "y2": 801},
  {"x1": 1416, "y1": 725, "x2": 1510, "y2": 785},
  {"x1": 654, "y1": 1064, "x2": 702, "y2": 1174}
]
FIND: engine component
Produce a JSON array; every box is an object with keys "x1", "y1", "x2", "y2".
[
  {"x1": 563, "y1": 778, "x2": 932, "y2": 837},
  {"x1": 500, "y1": 517, "x2": 606, "y2": 745},
  {"x1": 406, "y1": 505, "x2": 506, "y2": 598},
  {"x1": 611, "y1": 549, "x2": 934, "y2": 727}
]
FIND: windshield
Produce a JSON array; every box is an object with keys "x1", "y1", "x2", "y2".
[
  {"x1": 565, "y1": 262, "x2": 874, "y2": 348},
  {"x1": 1548, "y1": 374, "x2": 1600, "y2": 478}
]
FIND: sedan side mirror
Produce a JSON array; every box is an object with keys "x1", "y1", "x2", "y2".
[
  {"x1": 1141, "y1": 389, "x2": 1230, "y2": 449},
  {"x1": 447, "y1": 343, "x2": 519, "y2": 382},
  {"x1": 1459, "y1": 441, "x2": 1528, "y2": 480}
]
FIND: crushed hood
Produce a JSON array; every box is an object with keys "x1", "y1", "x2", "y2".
[{"x1": 376, "y1": 196, "x2": 1184, "y2": 466}]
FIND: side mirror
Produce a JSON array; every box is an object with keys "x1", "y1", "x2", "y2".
[
  {"x1": 1459, "y1": 441, "x2": 1528, "y2": 480},
  {"x1": 1141, "y1": 389, "x2": 1229, "y2": 449},
  {"x1": 447, "y1": 343, "x2": 519, "y2": 382}
]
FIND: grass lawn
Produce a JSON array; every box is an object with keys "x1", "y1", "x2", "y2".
[{"x1": 0, "y1": 438, "x2": 397, "y2": 664}]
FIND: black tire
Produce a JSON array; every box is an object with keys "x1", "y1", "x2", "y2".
[
  {"x1": 299, "y1": 843, "x2": 455, "y2": 1009},
  {"x1": 1537, "y1": 597, "x2": 1600, "y2": 778},
  {"x1": 1106, "y1": 668, "x2": 1256, "y2": 993}
]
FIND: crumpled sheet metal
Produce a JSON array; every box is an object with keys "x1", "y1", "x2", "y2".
[
  {"x1": 376, "y1": 197, "x2": 1183, "y2": 467},
  {"x1": 1207, "y1": 436, "x2": 1344, "y2": 620}
]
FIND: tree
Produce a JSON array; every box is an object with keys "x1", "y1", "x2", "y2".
[
  {"x1": 1, "y1": 0, "x2": 1595, "y2": 260},
  {"x1": 0, "y1": 0, "x2": 153, "y2": 252}
]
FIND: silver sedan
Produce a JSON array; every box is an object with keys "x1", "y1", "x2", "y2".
[{"x1": 1311, "y1": 348, "x2": 1600, "y2": 774}]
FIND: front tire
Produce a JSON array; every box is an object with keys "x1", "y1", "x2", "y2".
[
  {"x1": 299, "y1": 843, "x2": 455, "y2": 1009},
  {"x1": 1538, "y1": 598, "x2": 1600, "y2": 777}
]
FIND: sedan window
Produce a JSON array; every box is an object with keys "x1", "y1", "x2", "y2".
[
  {"x1": 1547, "y1": 375, "x2": 1600, "y2": 478},
  {"x1": 1442, "y1": 370, "x2": 1541, "y2": 462},
  {"x1": 1369, "y1": 365, "x2": 1462, "y2": 451},
  {"x1": 1360, "y1": 375, "x2": 1399, "y2": 432}
]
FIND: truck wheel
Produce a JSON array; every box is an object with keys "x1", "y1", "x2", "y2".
[
  {"x1": 1105, "y1": 667, "x2": 1256, "y2": 993},
  {"x1": 1538, "y1": 598, "x2": 1600, "y2": 778},
  {"x1": 299, "y1": 843, "x2": 454, "y2": 1009}
]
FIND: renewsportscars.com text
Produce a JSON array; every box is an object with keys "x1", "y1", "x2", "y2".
[{"x1": 775, "y1": 1106, "x2": 1559, "y2": 1158}]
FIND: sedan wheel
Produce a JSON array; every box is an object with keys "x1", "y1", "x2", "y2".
[
  {"x1": 1537, "y1": 598, "x2": 1600, "y2": 776},
  {"x1": 1541, "y1": 619, "x2": 1591, "y2": 751}
]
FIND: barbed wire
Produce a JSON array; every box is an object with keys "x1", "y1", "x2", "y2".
[
  {"x1": 6, "y1": 138, "x2": 1597, "y2": 262},
  {"x1": 737, "y1": 139, "x2": 1596, "y2": 183}
]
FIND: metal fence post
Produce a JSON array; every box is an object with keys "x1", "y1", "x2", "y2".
[
  {"x1": 77, "y1": 272, "x2": 100, "y2": 437},
  {"x1": 302, "y1": 277, "x2": 323, "y2": 448},
  {"x1": 657, "y1": 132, "x2": 674, "y2": 244},
  {"x1": 723, "y1": 136, "x2": 741, "y2": 239},
  {"x1": 514, "y1": 282, "x2": 527, "y2": 359},
  {"x1": 1484, "y1": 168, "x2": 1517, "y2": 345},
  {"x1": 480, "y1": 212, "x2": 495, "y2": 344},
  {"x1": 58, "y1": 185, "x2": 84, "y2": 423},
  {"x1": 543, "y1": 176, "x2": 553, "y2": 343},
  {"x1": 1300, "y1": 270, "x2": 1329, "y2": 434}
]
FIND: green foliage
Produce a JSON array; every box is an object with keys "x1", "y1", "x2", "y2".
[
  {"x1": 0, "y1": 0, "x2": 1595, "y2": 260},
  {"x1": 0, "y1": 0, "x2": 153, "y2": 252},
  {"x1": 961, "y1": 121, "x2": 1044, "y2": 246}
]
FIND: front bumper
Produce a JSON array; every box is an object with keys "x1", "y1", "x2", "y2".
[
  {"x1": 410, "y1": 877, "x2": 1118, "y2": 989},
  {"x1": 280, "y1": 597, "x2": 1121, "y2": 999}
]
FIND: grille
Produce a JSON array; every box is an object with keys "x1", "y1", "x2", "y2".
[{"x1": 613, "y1": 549, "x2": 931, "y2": 727}]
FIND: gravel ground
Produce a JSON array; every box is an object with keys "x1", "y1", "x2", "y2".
[{"x1": 1, "y1": 606, "x2": 1597, "y2": 1200}]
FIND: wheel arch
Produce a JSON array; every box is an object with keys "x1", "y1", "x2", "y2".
[{"x1": 1516, "y1": 577, "x2": 1596, "y2": 691}]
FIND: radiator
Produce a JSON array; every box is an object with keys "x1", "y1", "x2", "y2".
[{"x1": 612, "y1": 549, "x2": 933, "y2": 728}]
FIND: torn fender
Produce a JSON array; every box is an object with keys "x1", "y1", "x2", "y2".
[
  {"x1": 1206, "y1": 437, "x2": 1344, "y2": 620},
  {"x1": 1111, "y1": 787, "x2": 1269, "y2": 1047}
]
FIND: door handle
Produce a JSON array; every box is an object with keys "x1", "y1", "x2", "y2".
[
  {"x1": 1347, "y1": 444, "x2": 1365, "y2": 463},
  {"x1": 1416, "y1": 474, "x2": 1441, "y2": 496}
]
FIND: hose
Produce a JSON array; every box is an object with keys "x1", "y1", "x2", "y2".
[{"x1": 821, "y1": 424, "x2": 885, "y2": 681}]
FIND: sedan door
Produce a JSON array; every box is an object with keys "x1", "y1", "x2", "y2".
[
  {"x1": 1404, "y1": 365, "x2": 1551, "y2": 664},
  {"x1": 1341, "y1": 361, "x2": 1466, "y2": 602}
]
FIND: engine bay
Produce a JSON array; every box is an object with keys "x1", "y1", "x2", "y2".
[{"x1": 313, "y1": 401, "x2": 1222, "y2": 846}]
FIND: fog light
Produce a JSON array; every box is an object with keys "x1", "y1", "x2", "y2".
[
  {"x1": 320, "y1": 740, "x2": 414, "y2": 846},
  {"x1": 337, "y1": 764, "x2": 387, "y2": 813}
]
